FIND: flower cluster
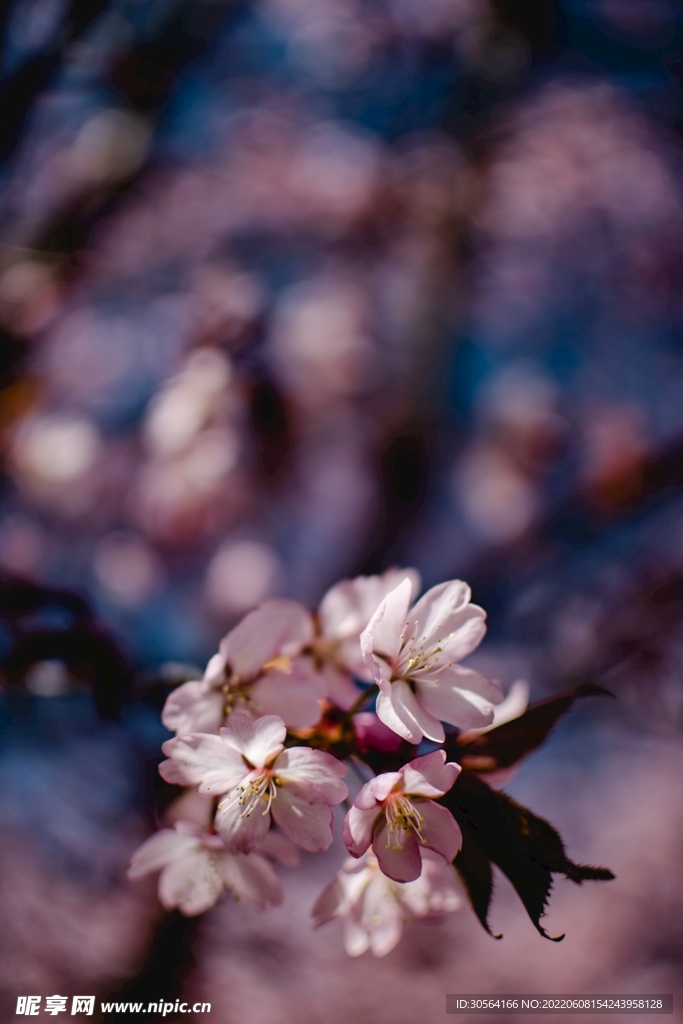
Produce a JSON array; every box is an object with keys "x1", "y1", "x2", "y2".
[{"x1": 129, "y1": 570, "x2": 506, "y2": 956}]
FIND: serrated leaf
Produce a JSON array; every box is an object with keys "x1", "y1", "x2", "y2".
[
  {"x1": 443, "y1": 772, "x2": 614, "y2": 940},
  {"x1": 454, "y1": 825, "x2": 500, "y2": 938},
  {"x1": 452, "y1": 683, "x2": 613, "y2": 772}
]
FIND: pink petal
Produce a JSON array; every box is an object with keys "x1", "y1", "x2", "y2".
[
  {"x1": 312, "y1": 877, "x2": 346, "y2": 927},
  {"x1": 273, "y1": 747, "x2": 348, "y2": 804},
  {"x1": 342, "y1": 804, "x2": 379, "y2": 857},
  {"x1": 159, "y1": 733, "x2": 247, "y2": 794},
  {"x1": 376, "y1": 679, "x2": 444, "y2": 744},
  {"x1": 220, "y1": 712, "x2": 286, "y2": 767},
  {"x1": 360, "y1": 578, "x2": 413, "y2": 663},
  {"x1": 363, "y1": 772, "x2": 402, "y2": 805},
  {"x1": 221, "y1": 599, "x2": 313, "y2": 681},
  {"x1": 249, "y1": 669, "x2": 324, "y2": 729},
  {"x1": 418, "y1": 799, "x2": 463, "y2": 863},
  {"x1": 161, "y1": 680, "x2": 224, "y2": 735},
  {"x1": 415, "y1": 676, "x2": 498, "y2": 730},
  {"x1": 127, "y1": 829, "x2": 196, "y2": 879},
  {"x1": 270, "y1": 785, "x2": 335, "y2": 852},
  {"x1": 215, "y1": 787, "x2": 271, "y2": 853},
  {"x1": 321, "y1": 663, "x2": 361, "y2": 710},
  {"x1": 219, "y1": 851, "x2": 282, "y2": 908},
  {"x1": 258, "y1": 830, "x2": 300, "y2": 867},
  {"x1": 372, "y1": 821, "x2": 422, "y2": 882},
  {"x1": 174, "y1": 821, "x2": 224, "y2": 847},
  {"x1": 319, "y1": 569, "x2": 420, "y2": 641},
  {"x1": 399, "y1": 751, "x2": 461, "y2": 798}
]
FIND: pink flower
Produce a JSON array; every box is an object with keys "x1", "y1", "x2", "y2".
[
  {"x1": 160, "y1": 712, "x2": 348, "y2": 853},
  {"x1": 127, "y1": 821, "x2": 282, "y2": 915},
  {"x1": 361, "y1": 578, "x2": 503, "y2": 743},
  {"x1": 342, "y1": 751, "x2": 462, "y2": 882},
  {"x1": 312, "y1": 569, "x2": 420, "y2": 709},
  {"x1": 162, "y1": 599, "x2": 325, "y2": 734},
  {"x1": 312, "y1": 849, "x2": 461, "y2": 957}
]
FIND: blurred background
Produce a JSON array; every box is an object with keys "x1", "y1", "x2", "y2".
[{"x1": 1, "y1": 0, "x2": 683, "y2": 1020}]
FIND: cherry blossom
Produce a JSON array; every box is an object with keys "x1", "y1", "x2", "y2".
[
  {"x1": 127, "y1": 821, "x2": 282, "y2": 914},
  {"x1": 342, "y1": 751, "x2": 462, "y2": 882},
  {"x1": 162, "y1": 599, "x2": 325, "y2": 734},
  {"x1": 311, "y1": 568, "x2": 420, "y2": 709},
  {"x1": 160, "y1": 712, "x2": 348, "y2": 853},
  {"x1": 360, "y1": 578, "x2": 504, "y2": 743},
  {"x1": 312, "y1": 849, "x2": 461, "y2": 957}
]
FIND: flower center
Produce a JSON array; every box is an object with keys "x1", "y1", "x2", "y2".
[
  {"x1": 395, "y1": 621, "x2": 443, "y2": 679},
  {"x1": 221, "y1": 678, "x2": 253, "y2": 716},
  {"x1": 231, "y1": 769, "x2": 278, "y2": 818},
  {"x1": 384, "y1": 793, "x2": 424, "y2": 850}
]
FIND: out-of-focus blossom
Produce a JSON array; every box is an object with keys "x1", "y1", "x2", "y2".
[
  {"x1": 343, "y1": 751, "x2": 462, "y2": 882},
  {"x1": 312, "y1": 568, "x2": 420, "y2": 709},
  {"x1": 143, "y1": 349, "x2": 234, "y2": 459},
  {"x1": 312, "y1": 848, "x2": 461, "y2": 957},
  {"x1": 160, "y1": 713, "x2": 348, "y2": 853},
  {"x1": 361, "y1": 579, "x2": 502, "y2": 743},
  {"x1": 0, "y1": 514, "x2": 45, "y2": 576},
  {"x1": 93, "y1": 531, "x2": 164, "y2": 607},
  {"x1": 204, "y1": 540, "x2": 281, "y2": 616},
  {"x1": 455, "y1": 443, "x2": 538, "y2": 543},
  {"x1": 268, "y1": 276, "x2": 374, "y2": 411},
  {"x1": 0, "y1": 259, "x2": 61, "y2": 334},
  {"x1": 189, "y1": 265, "x2": 265, "y2": 346},
  {"x1": 11, "y1": 412, "x2": 100, "y2": 485},
  {"x1": 127, "y1": 821, "x2": 282, "y2": 915},
  {"x1": 162, "y1": 599, "x2": 324, "y2": 734}
]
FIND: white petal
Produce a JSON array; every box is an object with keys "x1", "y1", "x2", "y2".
[
  {"x1": 404, "y1": 580, "x2": 474, "y2": 649},
  {"x1": 399, "y1": 750, "x2": 461, "y2": 798},
  {"x1": 461, "y1": 679, "x2": 530, "y2": 740},
  {"x1": 158, "y1": 848, "x2": 224, "y2": 915},
  {"x1": 376, "y1": 680, "x2": 445, "y2": 744},
  {"x1": 221, "y1": 600, "x2": 313, "y2": 681},
  {"x1": 219, "y1": 851, "x2": 282, "y2": 908},
  {"x1": 161, "y1": 681, "x2": 225, "y2": 735},
  {"x1": 271, "y1": 785, "x2": 335, "y2": 852},
  {"x1": 203, "y1": 650, "x2": 227, "y2": 686},
  {"x1": 220, "y1": 712, "x2": 286, "y2": 768},
  {"x1": 159, "y1": 733, "x2": 247, "y2": 794},
  {"x1": 127, "y1": 829, "x2": 197, "y2": 879},
  {"x1": 360, "y1": 578, "x2": 413, "y2": 663},
  {"x1": 215, "y1": 788, "x2": 271, "y2": 853},
  {"x1": 415, "y1": 676, "x2": 499, "y2": 730},
  {"x1": 344, "y1": 920, "x2": 372, "y2": 957},
  {"x1": 361, "y1": 874, "x2": 404, "y2": 956},
  {"x1": 273, "y1": 747, "x2": 348, "y2": 804}
]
